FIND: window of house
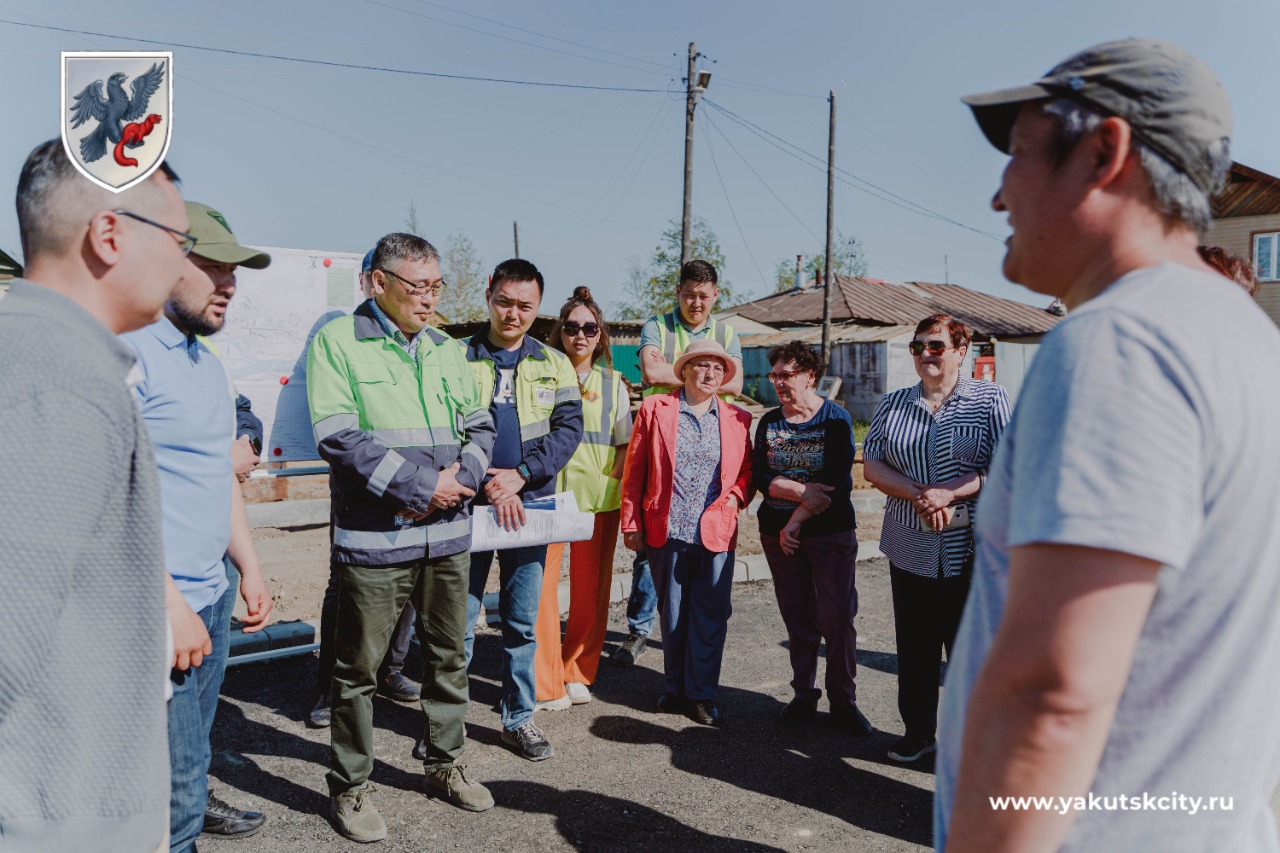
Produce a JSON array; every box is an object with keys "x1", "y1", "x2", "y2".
[{"x1": 1254, "y1": 232, "x2": 1280, "y2": 282}]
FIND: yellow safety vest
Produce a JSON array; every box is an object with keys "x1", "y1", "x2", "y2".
[
  {"x1": 557, "y1": 363, "x2": 628, "y2": 513},
  {"x1": 643, "y1": 310, "x2": 738, "y2": 401}
]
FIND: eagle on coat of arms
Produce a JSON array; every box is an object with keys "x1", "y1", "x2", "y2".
[{"x1": 68, "y1": 62, "x2": 166, "y2": 168}]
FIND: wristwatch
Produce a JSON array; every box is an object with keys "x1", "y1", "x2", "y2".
[{"x1": 516, "y1": 462, "x2": 532, "y2": 483}]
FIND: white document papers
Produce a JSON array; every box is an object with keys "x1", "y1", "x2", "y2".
[{"x1": 470, "y1": 491, "x2": 595, "y2": 552}]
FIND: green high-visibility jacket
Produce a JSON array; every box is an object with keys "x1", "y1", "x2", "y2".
[
  {"x1": 306, "y1": 301, "x2": 495, "y2": 565},
  {"x1": 463, "y1": 330, "x2": 584, "y2": 501}
]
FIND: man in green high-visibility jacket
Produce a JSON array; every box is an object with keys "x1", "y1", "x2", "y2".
[{"x1": 307, "y1": 232, "x2": 498, "y2": 842}]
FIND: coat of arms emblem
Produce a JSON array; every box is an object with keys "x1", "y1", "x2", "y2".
[{"x1": 61, "y1": 51, "x2": 173, "y2": 193}]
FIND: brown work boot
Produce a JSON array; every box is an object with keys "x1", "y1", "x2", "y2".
[
  {"x1": 330, "y1": 786, "x2": 387, "y2": 843},
  {"x1": 425, "y1": 764, "x2": 495, "y2": 812}
]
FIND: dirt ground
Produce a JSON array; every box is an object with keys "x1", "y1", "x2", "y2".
[{"x1": 212, "y1": 556, "x2": 930, "y2": 853}]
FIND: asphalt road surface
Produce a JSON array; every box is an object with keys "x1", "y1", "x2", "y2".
[{"x1": 209, "y1": 557, "x2": 935, "y2": 852}]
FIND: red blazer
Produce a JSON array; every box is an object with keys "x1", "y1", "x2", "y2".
[{"x1": 620, "y1": 391, "x2": 754, "y2": 553}]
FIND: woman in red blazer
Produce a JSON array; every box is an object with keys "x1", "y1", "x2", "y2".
[{"x1": 620, "y1": 339, "x2": 754, "y2": 726}]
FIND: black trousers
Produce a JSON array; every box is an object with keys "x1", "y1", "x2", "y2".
[
  {"x1": 888, "y1": 563, "x2": 970, "y2": 740},
  {"x1": 317, "y1": 560, "x2": 416, "y2": 695}
]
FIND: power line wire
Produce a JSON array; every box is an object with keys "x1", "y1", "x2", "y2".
[
  {"x1": 528, "y1": 86, "x2": 676, "y2": 246},
  {"x1": 704, "y1": 99, "x2": 1005, "y2": 242},
  {"x1": 534, "y1": 94, "x2": 676, "y2": 257},
  {"x1": 700, "y1": 111, "x2": 767, "y2": 291},
  {"x1": 835, "y1": 104, "x2": 995, "y2": 208},
  {"x1": 366, "y1": 0, "x2": 674, "y2": 78},
  {"x1": 407, "y1": 0, "x2": 675, "y2": 72},
  {"x1": 0, "y1": 18, "x2": 672, "y2": 92},
  {"x1": 702, "y1": 109, "x2": 823, "y2": 243}
]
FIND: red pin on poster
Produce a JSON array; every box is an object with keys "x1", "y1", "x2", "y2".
[
  {"x1": 279, "y1": 376, "x2": 289, "y2": 385},
  {"x1": 273, "y1": 448, "x2": 282, "y2": 456},
  {"x1": 323, "y1": 258, "x2": 332, "y2": 267}
]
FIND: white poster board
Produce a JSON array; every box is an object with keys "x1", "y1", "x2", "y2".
[{"x1": 216, "y1": 246, "x2": 364, "y2": 462}]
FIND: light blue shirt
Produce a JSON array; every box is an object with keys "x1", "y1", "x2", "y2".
[
  {"x1": 122, "y1": 317, "x2": 234, "y2": 613},
  {"x1": 935, "y1": 265, "x2": 1280, "y2": 852},
  {"x1": 368, "y1": 297, "x2": 422, "y2": 359}
]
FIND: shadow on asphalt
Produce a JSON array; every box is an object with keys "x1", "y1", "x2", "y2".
[
  {"x1": 588, "y1": 709, "x2": 932, "y2": 847},
  {"x1": 487, "y1": 780, "x2": 787, "y2": 851},
  {"x1": 214, "y1": 612, "x2": 932, "y2": 848}
]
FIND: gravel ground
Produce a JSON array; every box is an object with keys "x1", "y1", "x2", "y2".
[{"x1": 210, "y1": 555, "x2": 932, "y2": 852}]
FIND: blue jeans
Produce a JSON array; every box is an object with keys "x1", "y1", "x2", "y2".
[
  {"x1": 464, "y1": 545, "x2": 547, "y2": 730},
  {"x1": 627, "y1": 551, "x2": 657, "y2": 637},
  {"x1": 648, "y1": 541, "x2": 734, "y2": 701},
  {"x1": 168, "y1": 559, "x2": 237, "y2": 853}
]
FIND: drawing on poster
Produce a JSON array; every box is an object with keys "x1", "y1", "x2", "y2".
[{"x1": 216, "y1": 247, "x2": 363, "y2": 462}]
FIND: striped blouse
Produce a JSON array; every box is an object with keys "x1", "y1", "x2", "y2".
[{"x1": 863, "y1": 376, "x2": 1011, "y2": 578}]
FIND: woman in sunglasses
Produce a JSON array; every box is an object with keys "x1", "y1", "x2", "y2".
[
  {"x1": 862, "y1": 313, "x2": 1011, "y2": 765},
  {"x1": 533, "y1": 287, "x2": 633, "y2": 709}
]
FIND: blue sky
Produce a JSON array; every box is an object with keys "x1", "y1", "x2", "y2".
[{"x1": 1, "y1": 0, "x2": 1275, "y2": 311}]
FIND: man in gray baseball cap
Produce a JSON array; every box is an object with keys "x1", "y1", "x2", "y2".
[{"x1": 936, "y1": 39, "x2": 1280, "y2": 851}]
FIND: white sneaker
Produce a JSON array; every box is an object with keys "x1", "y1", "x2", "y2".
[
  {"x1": 535, "y1": 694, "x2": 572, "y2": 712},
  {"x1": 565, "y1": 682, "x2": 592, "y2": 705}
]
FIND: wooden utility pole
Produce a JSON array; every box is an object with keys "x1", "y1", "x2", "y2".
[
  {"x1": 795, "y1": 254, "x2": 803, "y2": 290},
  {"x1": 513, "y1": 221, "x2": 520, "y2": 258},
  {"x1": 681, "y1": 42, "x2": 697, "y2": 265},
  {"x1": 822, "y1": 89, "x2": 836, "y2": 367}
]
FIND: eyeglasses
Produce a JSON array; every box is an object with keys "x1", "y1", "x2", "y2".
[
  {"x1": 908, "y1": 340, "x2": 954, "y2": 357},
  {"x1": 689, "y1": 361, "x2": 726, "y2": 376},
  {"x1": 113, "y1": 209, "x2": 197, "y2": 256},
  {"x1": 561, "y1": 321, "x2": 600, "y2": 338},
  {"x1": 767, "y1": 370, "x2": 806, "y2": 383},
  {"x1": 379, "y1": 267, "x2": 447, "y2": 296}
]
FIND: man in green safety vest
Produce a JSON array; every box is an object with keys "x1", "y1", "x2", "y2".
[
  {"x1": 612, "y1": 259, "x2": 744, "y2": 669},
  {"x1": 307, "y1": 232, "x2": 498, "y2": 843}
]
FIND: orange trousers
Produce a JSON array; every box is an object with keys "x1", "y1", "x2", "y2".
[{"x1": 534, "y1": 510, "x2": 620, "y2": 701}]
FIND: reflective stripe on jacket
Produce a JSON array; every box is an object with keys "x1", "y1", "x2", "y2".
[
  {"x1": 464, "y1": 329, "x2": 584, "y2": 501},
  {"x1": 306, "y1": 301, "x2": 495, "y2": 565},
  {"x1": 557, "y1": 363, "x2": 629, "y2": 513}
]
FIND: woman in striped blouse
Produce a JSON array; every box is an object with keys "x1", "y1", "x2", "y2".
[{"x1": 862, "y1": 313, "x2": 1011, "y2": 765}]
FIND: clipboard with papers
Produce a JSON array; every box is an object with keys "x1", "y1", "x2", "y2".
[{"x1": 470, "y1": 491, "x2": 595, "y2": 551}]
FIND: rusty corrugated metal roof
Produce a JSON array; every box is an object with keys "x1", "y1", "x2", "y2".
[
  {"x1": 1212, "y1": 162, "x2": 1280, "y2": 219},
  {"x1": 738, "y1": 323, "x2": 915, "y2": 349},
  {"x1": 908, "y1": 281, "x2": 1058, "y2": 336},
  {"x1": 730, "y1": 275, "x2": 1057, "y2": 337}
]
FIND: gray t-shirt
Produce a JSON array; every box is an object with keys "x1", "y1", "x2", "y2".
[{"x1": 935, "y1": 263, "x2": 1280, "y2": 852}]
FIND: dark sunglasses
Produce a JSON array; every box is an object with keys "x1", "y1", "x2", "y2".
[
  {"x1": 561, "y1": 321, "x2": 600, "y2": 338},
  {"x1": 908, "y1": 340, "x2": 953, "y2": 357}
]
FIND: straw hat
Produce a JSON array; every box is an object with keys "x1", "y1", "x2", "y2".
[{"x1": 672, "y1": 339, "x2": 736, "y2": 384}]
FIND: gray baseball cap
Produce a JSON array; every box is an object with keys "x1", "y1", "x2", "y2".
[{"x1": 962, "y1": 38, "x2": 1231, "y2": 195}]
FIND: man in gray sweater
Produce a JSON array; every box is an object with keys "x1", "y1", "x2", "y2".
[{"x1": 0, "y1": 139, "x2": 189, "y2": 852}]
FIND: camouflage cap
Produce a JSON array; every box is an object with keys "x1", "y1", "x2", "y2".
[
  {"x1": 185, "y1": 201, "x2": 271, "y2": 269},
  {"x1": 962, "y1": 38, "x2": 1232, "y2": 195}
]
